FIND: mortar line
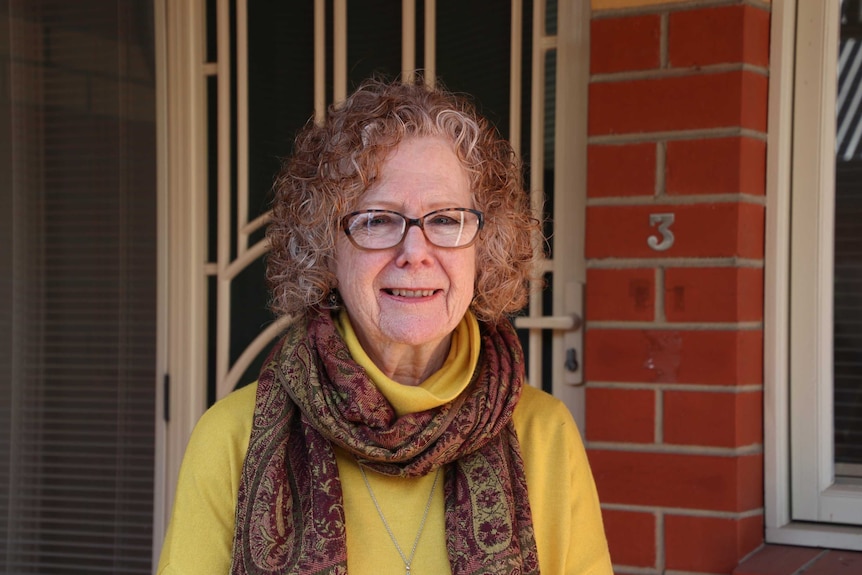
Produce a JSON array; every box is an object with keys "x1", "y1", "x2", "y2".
[
  {"x1": 587, "y1": 257, "x2": 764, "y2": 269},
  {"x1": 586, "y1": 193, "x2": 767, "y2": 206},
  {"x1": 588, "y1": 127, "x2": 768, "y2": 144}
]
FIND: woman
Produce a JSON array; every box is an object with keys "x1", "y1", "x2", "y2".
[{"x1": 158, "y1": 78, "x2": 612, "y2": 575}]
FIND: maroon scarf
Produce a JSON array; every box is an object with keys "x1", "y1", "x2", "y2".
[{"x1": 230, "y1": 310, "x2": 540, "y2": 574}]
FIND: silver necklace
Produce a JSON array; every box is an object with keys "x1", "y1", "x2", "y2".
[{"x1": 358, "y1": 464, "x2": 441, "y2": 575}]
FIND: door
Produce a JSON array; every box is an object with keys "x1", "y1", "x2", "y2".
[{"x1": 159, "y1": 0, "x2": 589, "y2": 549}]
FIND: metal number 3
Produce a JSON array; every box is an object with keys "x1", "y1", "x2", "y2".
[{"x1": 648, "y1": 213, "x2": 675, "y2": 251}]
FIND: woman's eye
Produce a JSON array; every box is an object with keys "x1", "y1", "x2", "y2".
[
  {"x1": 428, "y1": 215, "x2": 458, "y2": 226},
  {"x1": 367, "y1": 215, "x2": 395, "y2": 227}
]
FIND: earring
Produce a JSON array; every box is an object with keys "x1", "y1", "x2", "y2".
[{"x1": 325, "y1": 288, "x2": 340, "y2": 309}]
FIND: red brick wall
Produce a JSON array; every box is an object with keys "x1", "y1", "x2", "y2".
[{"x1": 584, "y1": 2, "x2": 770, "y2": 573}]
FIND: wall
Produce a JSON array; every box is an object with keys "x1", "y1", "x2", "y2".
[{"x1": 583, "y1": 1, "x2": 771, "y2": 573}]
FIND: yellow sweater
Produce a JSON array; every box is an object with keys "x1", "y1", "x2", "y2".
[{"x1": 158, "y1": 314, "x2": 612, "y2": 574}]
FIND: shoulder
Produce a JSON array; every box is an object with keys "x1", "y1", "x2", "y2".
[
  {"x1": 157, "y1": 383, "x2": 258, "y2": 574},
  {"x1": 182, "y1": 382, "x2": 257, "y2": 475},
  {"x1": 512, "y1": 384, "x2": 588, "y2": 478},
  {"x1": 513, "y1": 384, "x2": 579, "y2": 442},
  {"x1": 196, "y1": 382, "x2": 257, "y2": 434},
  {"x1": 512, "y1": 386, "x2": 613, "y2": 573},
  {"x1": 516, "y1": 383, "x2": 571, "y2": 415}
]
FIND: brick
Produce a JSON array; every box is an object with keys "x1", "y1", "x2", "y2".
[
  {"x1": 733, "y1": 545, "x2": 825, "y2": 575},
  {"x1": 586, "y1": 268, "x2": 655, "y2": 322},
  {"x1": 591, "y1": 15, "x2": 661, "y2": 74},
  {"x1": 796, "y1": 550, "x2": 862, "y2": 575},
  {"x1": 669, "y1": 5, "x2": 771, "y2": 69},
  {"x1": 584, "y1": 329, "x2": 763, "y2": 385},
  {"x1": 589, "y1": 71, "x2": 768, "y2": 135},
  {"x1": 588, "y1": 450, "x2": 763, "y2": 511},
  {"x1": 588, "y1": 143, "x2": 656, "y2": 198},
  {"x1": 665, "y1": 514, "x2": 764, "y2": 573},
  {"x1": 586, "y1": 387, "x2": 655, "y2": 443},
  {"x1": 584, "y1": 203, "x2": 765, "y2": 259},
  {"x1": 664, "y1": 267, "x2": 764, "y2": 323},
  {"x1": 664, "y1": 390, "x2": 763, "y2": 448},
  {"x1": 602, "y1": 508, "x2": 656, "y2": 567},
  {"x1": 666, "y1": 137, "x2": 767, "y2": 196}
]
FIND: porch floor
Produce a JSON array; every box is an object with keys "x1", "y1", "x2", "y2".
[{"x1": 733, "y1": 544, "x2": 862, "y2": 575}]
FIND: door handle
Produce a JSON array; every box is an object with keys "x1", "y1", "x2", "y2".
[{"x1": 513, "y1": 282, "x2": 585, "y2": 386}]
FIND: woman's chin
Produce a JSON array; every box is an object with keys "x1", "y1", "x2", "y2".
[{"x1": 375, "y1": 320, "x2": 452, "y2": 350}]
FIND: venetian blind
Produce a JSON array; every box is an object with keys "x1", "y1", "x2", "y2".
[{"x1": 0, "y1": 1, "x2": 157, "y2": 572}]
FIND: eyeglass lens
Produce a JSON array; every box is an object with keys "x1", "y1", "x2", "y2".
[{"x1": 344, "y1": 208, "x2": 482, "y2": 249}]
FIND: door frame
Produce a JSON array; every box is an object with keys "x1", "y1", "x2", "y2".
[{"x1": 154, "y1": 0, "x2": 210, "y2": 559}]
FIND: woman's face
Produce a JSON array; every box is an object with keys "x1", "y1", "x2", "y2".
[{"x1": 334, "y1": 136, "x2": 477, "y2": 366}]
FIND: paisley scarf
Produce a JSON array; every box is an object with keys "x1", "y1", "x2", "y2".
[{"x1": 230, "y1": 309, "x2": 540, "y2": 574}]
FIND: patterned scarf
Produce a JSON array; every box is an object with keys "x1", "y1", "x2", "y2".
[{"x1": 230, "y1": 309, "x2": 540, "y2": 574}]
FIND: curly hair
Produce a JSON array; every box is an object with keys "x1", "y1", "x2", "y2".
[{"x1": 266, "y1": 77, "x2": 541, "y2": 323}]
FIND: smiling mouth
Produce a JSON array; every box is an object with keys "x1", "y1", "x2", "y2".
[{"x1": 386, "y1": 289, "x2": 437, "y2": 298}]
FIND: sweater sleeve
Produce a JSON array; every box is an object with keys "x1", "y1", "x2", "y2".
[
  {"x1": 156, "y1": 384, "x2": 257, "y2": 575},
  {"x1": 514, "y1": 386, "x2": 613, "y2": 575}
]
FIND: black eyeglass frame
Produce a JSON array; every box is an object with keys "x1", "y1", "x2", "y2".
[{"x1": 340, "y1": 207, "x2": 485, "y2": 250}]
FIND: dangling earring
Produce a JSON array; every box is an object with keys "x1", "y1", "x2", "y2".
[{"x1": 325, "y1": 287, "x2": 340, "y2": 309}]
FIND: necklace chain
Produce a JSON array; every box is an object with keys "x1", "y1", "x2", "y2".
[{"x1": 358, "y1": 464, "x2": 441, "y2": 575}]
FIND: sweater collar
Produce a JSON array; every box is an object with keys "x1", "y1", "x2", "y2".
[{"x1": 335, "y1": 310, "x2": 480, "y2": 417}]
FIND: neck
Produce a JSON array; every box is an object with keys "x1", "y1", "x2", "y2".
[{"x1": 360, "y1": 336, "x2": 452, "y2": 386}]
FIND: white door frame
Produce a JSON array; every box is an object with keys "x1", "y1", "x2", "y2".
[{"x1": 154, "y1": 0, "x2": 210, "y2": 561}]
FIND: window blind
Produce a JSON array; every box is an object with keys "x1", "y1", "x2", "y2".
[{"x1": 1, "y1": 1, "x2": 156, "y2": 572}]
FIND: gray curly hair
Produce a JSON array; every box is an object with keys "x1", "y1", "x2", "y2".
[{"x1": 266, "y1": 78, "x2": 541, "y2": 322}]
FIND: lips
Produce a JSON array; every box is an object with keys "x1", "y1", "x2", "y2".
[{"x1": 386, "y1": 288, "x2": 436, "y2": 298}]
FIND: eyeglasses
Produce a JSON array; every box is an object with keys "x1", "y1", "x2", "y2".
[{"x1": 341, "y1": 207, "x2": 484, "y2": 250}]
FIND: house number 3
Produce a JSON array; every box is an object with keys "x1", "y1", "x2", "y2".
[{"x1": 648, "y1": 213, "x2": 675, "y2": 251}]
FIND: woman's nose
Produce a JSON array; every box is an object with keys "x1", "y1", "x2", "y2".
[{"x1": 395, "y1": 224, "x2": 433, "y2": 265}]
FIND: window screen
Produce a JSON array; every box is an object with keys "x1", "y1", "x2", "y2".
[{"x1": 835, "y1": 0, "x2": 862, "y2": 476}]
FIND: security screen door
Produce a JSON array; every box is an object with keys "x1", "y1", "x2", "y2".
[
  {"x1": 199, "y1": 0, "x2": 587, "y2": 411},
  {"x1": 160, "y1": 1, "x2": 590, "y2": 537}
]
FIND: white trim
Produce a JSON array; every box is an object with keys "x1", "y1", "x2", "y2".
[
  {"x1": 237, "y1": 0, "x2": 249, "y2": 257},
  {"x1": 152, "y1": 0, "x2": 168, "y2": 566},
  {"x1": 789, "y1": 0, "x2": 840, "y2": 522},
  {"x1": 509, "y1": 0, "x2": 523, "y2": 157},
  {"x1": 215, "y1": 0, "x2": 232, "y2": 405},
  {"x1": 552, "y1": 0, "x2": 590, "y2": 425},
  {"x1": 222, "y1": 316, "x2": 294, "y2": 394},
  {"x1": 525, "y1": 0, "x2": 547, "y2": 390},
  {"x1": 511, "y1": 0, "x2": 590, "y2": 427},
  {"x1": 402, "y1": 0, "x2": 416, "y2": 83},
  {"x1": 223, "y1": 238, "x2": 270, "y2": 281},
  {"x1": 765, "y1": 0, "x2": 862, "y2": 547},
  {"x1": 314, "y1": 0, "x2": 325, "y2": 123},
  {"x1": 159, "y1": 0, "x2": 210, "y2": 557},
  {"x1": 765, "y1": 521, "x2": 862, "y2": 550},
  {"x1": 424, "y1": 0, "x2": 436, "y2": 86},
  {"x1": 333, "y1": 0, "x2": 347, "y2": 103}
]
